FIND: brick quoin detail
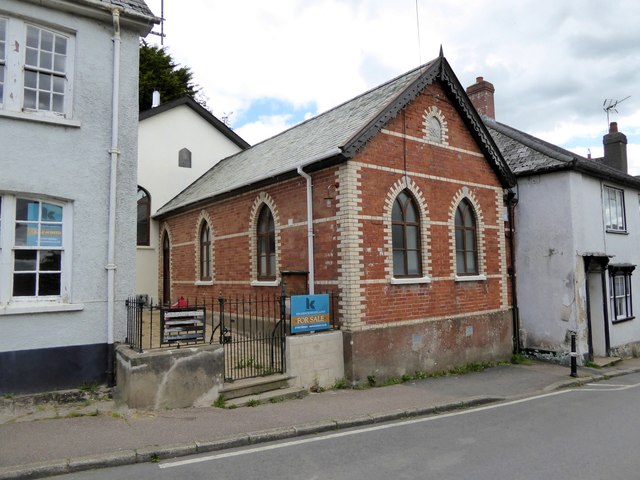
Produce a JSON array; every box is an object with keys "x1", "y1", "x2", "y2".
[{"x1": 158, "y1": 80, "x2": 512, "y2": 337}]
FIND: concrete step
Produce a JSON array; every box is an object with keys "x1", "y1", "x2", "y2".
[
  {"x1": 219, "y1": 374, "x2": 293, "y2": 400},
  {"x1": 591, "y1": 356, "x2": 622, "y2": 368},
  {"x1": 224, "y1": 386, "x2": 308, "y2": 408}
]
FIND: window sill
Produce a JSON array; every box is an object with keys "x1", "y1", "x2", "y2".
[
  {"x1": 605, "y1": 229, "x2": 628, "y2": 235},
  {"x1": 0, "y1": 302, "x2": 85, "y2": 316},
  {"x1": 251, "y1": 280, "x2": 280, "y2": 287},
  {"x1": 0, "y1": 109, "x2": 80, "y2": 128},
  {"x1": 612, "y1": 316, "x2": 634, "y2": 324},
  {"x1": 455, "y1": 274, "x2": 487, "y2": 282},
  {"x1": 390, "y1": 276, "x2": 432, "y2": 285},
  {"x1": 194, "y1": 280, "x2": 213, "y2": 286}
]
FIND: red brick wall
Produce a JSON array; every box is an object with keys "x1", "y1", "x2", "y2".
[{"x1": 159, "y1": 78, "x2": 513, "y2": 379}]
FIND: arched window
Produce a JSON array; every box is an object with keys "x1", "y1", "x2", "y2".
[
  {"x1": 256, "y1": 206, "x2": 276, "y2": 280},
  {"x1": 199, "y1": 222, "x2": 211, "y2": 281},
  {"x1": 455, "y1": 199, "x2": 478, "y2": 275},
  {"x1": 136, "y1": 187, "x2": 151, "y2": 246},
  {"x1": 427, "y1": 116, "x2": 442, "y2": 143},
  {"x1": 392, "y1": 190, "x2": 421, "y2": 277}
]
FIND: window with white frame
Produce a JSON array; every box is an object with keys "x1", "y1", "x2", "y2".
[
  {"x1": 0, "y1": 16, "x2": 74, "y2": 117},
  {"x1": 603, "y1": 186, "x2": 626, "y2": 232},
  {"x1": 609, "y1": 265, "x2": 635, "y2": 322},
  {"x1": 0, "y1": 194, "x2": 70, "y2": 305}
]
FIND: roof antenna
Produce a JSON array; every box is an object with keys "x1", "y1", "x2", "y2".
[
  {"x1": 415, "y1": 0, "x2": 422, "y2": 66},
  {"x1": 150, "y1": 0, "x2": 166, "y2": 45},
  {"x1": 603, "y1": 96, "x2": 630, "y2": 124}
]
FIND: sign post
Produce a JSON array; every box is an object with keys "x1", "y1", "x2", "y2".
[{"x1": 290, "y1": 294, "x2": 331, "y2": 334}]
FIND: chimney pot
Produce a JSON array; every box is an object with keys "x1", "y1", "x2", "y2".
[
  {"x1": 476, "y1": 76, "x2": 484, "y2": 83},
  {"x1": 609, "y1": 121, "x2": 618, "y2": 133}
]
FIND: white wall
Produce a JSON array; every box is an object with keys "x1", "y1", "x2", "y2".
[
  {"x1": 0, "y1": 0, "x2": 140, "y2": 351},
  {"x1": 136, "y1": 104, "x2": 245, "y2": 298},
  {"x1": 516, "y1": 169, "x2": 640, "y2": 358},
  {"x1": 515, "y1": 172, "x2": 578, "y2": 353}
]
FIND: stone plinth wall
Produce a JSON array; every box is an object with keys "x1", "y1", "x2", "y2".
[
  {"x1": 285, "y1": 331, "x2": 344, "y2": 389},
  {"x1": 115, "y1": 344, "x2": 224, "y2": 409}
]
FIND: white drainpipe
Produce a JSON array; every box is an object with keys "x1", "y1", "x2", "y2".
[
  {"x1": 106, "y1": 7, "x2": 122, "y2": 386},
  {"x1": 296, "y1": 147, "x2": 342, "y2": 295}
]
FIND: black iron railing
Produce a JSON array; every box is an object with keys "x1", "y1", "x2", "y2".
[{"x1": 125, "y1": 290, "x2": 339, "y2": 380}]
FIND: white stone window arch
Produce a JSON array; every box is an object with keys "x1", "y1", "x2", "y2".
[
  {"x1": 384, "y1": 177, "x2": 431, "y2": 285},
  {"x1": 249, "y1": 193, "x2": 281, "y2": 286},
  {"x1": 422, "y1": 106, "x2": 449, "y2": 145},
  {"x1": 194, "y1": 210, "x2": 214, "y2": 285},
  {"x1": 449, "y1": 187, "x2": 486, "y2": 281}
]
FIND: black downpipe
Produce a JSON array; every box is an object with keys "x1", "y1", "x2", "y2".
[
  {"x1": 601, "y1": 269, "x2": 611, "y2": 356},
  {"x1": 506, "y1": 190, "x2": 520, "y2": 353}
]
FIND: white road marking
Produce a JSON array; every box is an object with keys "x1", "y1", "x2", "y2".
[
  {"x1": 160, "y1": 389, "x2": 571, "y2": 469},
  {"x1": 580, "y1": 382, "x2": 640, "y2": 391},
  {"x1": 160, "y1": 382, "x2": 640, "y2": 469}
]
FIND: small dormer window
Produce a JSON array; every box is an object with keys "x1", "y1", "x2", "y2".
[{"x1": 179, "y1": 148, "x2": 192, "y2": 168}]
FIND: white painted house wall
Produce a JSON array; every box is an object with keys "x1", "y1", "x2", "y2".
[
  {"x1": 0, "y1": 0, "x2": 154, "y2": 393},
  {"x1": 516, "y1": 169, "x2": 640, "y2": 359},
  {"x1": 136, "y1": 102, "x2": 247, "y2": 300}
]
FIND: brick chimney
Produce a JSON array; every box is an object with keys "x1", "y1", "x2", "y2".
[
  {"x1": 603, "y1": 122, "x2": 628, "y2": 173},
  {"x1": 466, "y1": 76, "x2": 495, "y2": 119}
]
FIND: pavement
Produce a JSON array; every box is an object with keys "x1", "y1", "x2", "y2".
[{"x1": 2, "y1": 357, "x2": 640, "y2": 479}]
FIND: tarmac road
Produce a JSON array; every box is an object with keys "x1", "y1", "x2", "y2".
[{"x1": 50, "y1": 372, "x2": 640, "y2": 480}]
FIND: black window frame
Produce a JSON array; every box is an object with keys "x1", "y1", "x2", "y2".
[
  {"x1": 609, "y1": 264, "x2": 635, "y2": 323},
  {"x1": 136, "y1": 186, "x2": 151, "y2": 246},
  {"x1": 199, "y1": 222, "x2": 211, "y2": 281},
  {"x1": 455, "y1": 199, "x2": 478, "y2": 276},
  {"x1": 392, "y1": 190, "x2": 422, "y2": 278},
  {"x1": 256, "y1": 205, "x2": 276, "y2": 280}
]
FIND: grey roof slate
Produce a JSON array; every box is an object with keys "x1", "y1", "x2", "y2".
[
  {"x1": 156, "y1": 56, "x2": 515, "y2": 218},
  {"x1": 63, "y1": 0, "x2": 157, "y2": 20},
  {"x1": 484, "y1": 116, "x2": 640, "y2": 190},
  {"x1": 102, "y1": 0, "x2": 155, "y2": 17}
]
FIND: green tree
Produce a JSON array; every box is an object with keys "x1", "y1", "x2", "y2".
[{"x1": 138, "y1": 42, "x2": 200, "y2": 111}]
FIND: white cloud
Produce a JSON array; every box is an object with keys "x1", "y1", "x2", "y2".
[
  {"x1": 234, "y1": 114, "x2": 297, "y2": 146},
  {"x1": 144, "y1": 0, "x2": 640, "y2": 157}
]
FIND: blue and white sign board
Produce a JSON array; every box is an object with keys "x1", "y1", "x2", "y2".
[{"x1": 290, "y1": 294, "x2": 330, "y2": 334}]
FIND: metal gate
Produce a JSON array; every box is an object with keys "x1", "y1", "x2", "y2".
[{"x1": 215, "y1": 293, "x2": 287, "y2": 381}]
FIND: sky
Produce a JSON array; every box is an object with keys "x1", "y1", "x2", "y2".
[{"x1": 143, "y1": 0, "x2": 640, "y2": 174}]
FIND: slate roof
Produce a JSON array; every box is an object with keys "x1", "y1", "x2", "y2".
[
  {"x1": 484, "y1": 116, "x2": 640, "y2": 190},
  {"x1": 62, "y1": 0, "x2": 157, "y2": 20},
  {"x1": 140, "y1": 97, "x2": 250, "y2": 150},
  {"x1": 99, "y1": 0, "x2": 155, "y2": 17},
  {"x1": 156, "y1": 55, "x2": 515, "y2": 218}
]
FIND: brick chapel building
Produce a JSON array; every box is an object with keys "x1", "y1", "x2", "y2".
[{"x1": 154, "y1": 52, "x2": 517, "y2": 382}]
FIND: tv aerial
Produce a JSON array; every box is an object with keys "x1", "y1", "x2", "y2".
[{"x1": 603, "y1": 96, "x2": 630, "y2": 124}]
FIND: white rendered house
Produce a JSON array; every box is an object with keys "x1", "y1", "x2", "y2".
[
  {"x1": 136, "y1": 96, "x2": 249, "y2": 302},
  {"x1": 0, "y1": 0, "x2": 156, "y2": 393}
]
